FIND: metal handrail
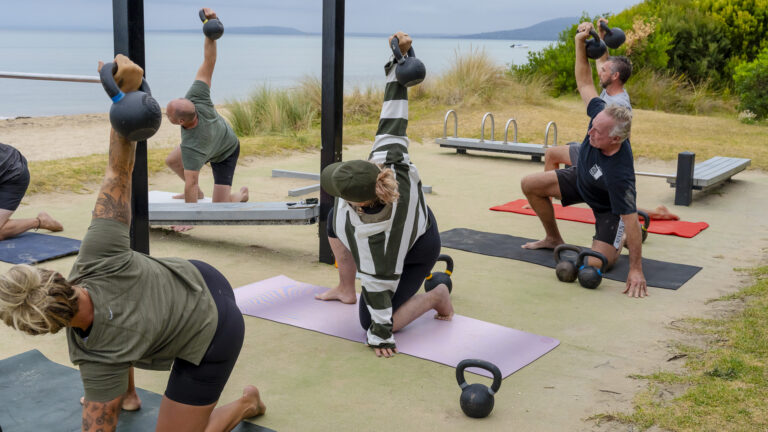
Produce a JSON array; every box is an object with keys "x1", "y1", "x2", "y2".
[
  {"x1": 503, "y1": 118, "x2": 518, "y2": 144},
  {"x1": 480, "y1": 112, "x2": 494, "y2": 142},
  {"x1": 0, "y1": 71, "x2": 100, "y2": 83},
  {"x1": 443, "y1": 110, "x2": 458, "y2": 138},
  {"x1": 544, "y1": 121, "x2": 558, "y2": 148}
]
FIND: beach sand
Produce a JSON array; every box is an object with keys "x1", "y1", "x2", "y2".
[
  {"x1": 0, "y1": 111, "x2": 181, "y2": 161},
  {"x1": 0, "y1": 112, "x2": 767, "y2": 431}
]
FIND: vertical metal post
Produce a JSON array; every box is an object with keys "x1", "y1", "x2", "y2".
[
  {"x1": 319, "y1": 0, "x2": 345, "y2": 264},
  {"x1": 674, "y1": 151, "x2": 695, "y2": 206},
  {"x1": 112, "y1": 0, "x2": 150, "y2": 254}
]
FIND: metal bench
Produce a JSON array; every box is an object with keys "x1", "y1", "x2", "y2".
[
  {"x1": 636, "y1": 152, "x2": 751, "y2": 206},
  {"x1": 148, "y1": 201, "x2": 320, "y2": 225},
  {"x1": 434, "y1": 110, "x2": 558, "y2": 162}
]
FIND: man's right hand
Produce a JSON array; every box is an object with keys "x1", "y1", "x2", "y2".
[
  {"x1": 575, "y1": 22, "x2": 594, "y2": 42},
  {"x1": 389, "y1": 31, "x2": 412, "y2": 55},
  {"x1": 597, "y1": 18, "x2": 609, "y2": 40},
  {"x1": 200, "y1": 7, "x2": 217, "y2": 20}
]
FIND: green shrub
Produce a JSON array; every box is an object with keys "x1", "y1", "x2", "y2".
[{"x1": 733, "y1": 47, "x2": 768, "y2": 119}]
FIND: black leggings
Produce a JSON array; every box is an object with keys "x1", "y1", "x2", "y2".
[
  {"x1": 164, "y1": 260, "x2": 245, "y2": 406},
  {"x1": 358, "y1": 209, "x2": 441, "y2": 330}
]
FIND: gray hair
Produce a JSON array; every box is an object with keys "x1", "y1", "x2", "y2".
[{"x1": 604, "y1": 104, "x2": 632, "y2": 141}]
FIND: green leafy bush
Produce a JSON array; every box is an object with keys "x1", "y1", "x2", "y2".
[{"x1": 733, "y1": 47, "x2": 768, "y2": 119}]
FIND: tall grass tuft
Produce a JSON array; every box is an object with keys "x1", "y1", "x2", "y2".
[
  {"x1": 424, "y1": 46, "x2": 506, "y2": 105},
  {"x1": 626, "y1": 68, "x2": 735, "y2": 116},
  {"x1": 225, "y1": 85, "x2": 318, "y2": 136}
]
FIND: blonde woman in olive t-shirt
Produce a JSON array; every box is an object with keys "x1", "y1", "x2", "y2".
[
  {"x1": 0, "y1": 117, "x2": 266, "y2": 430},
  {"x1": 165, "y1": 7, "x2": 249, "y2": 206}
]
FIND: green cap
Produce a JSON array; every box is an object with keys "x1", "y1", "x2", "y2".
[{"x1": 320, "y1": 160, "x2": 380, "y2": 202}]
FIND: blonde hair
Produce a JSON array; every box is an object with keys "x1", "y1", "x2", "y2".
[
  {"x1": 374, "y1": 166, "x2": 400, "y2": 204},
  {"x1": 0, "y1": 265, "x2": 79, "y2": 336}
]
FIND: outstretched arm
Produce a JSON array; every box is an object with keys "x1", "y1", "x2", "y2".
[
  {"x1": 575, "y1": 22, "x2": 599, "y2": 105},
  {"x1": 621, "y1": 212, "x2": 647, "y2": 298},
  {"x1": 594, "y1": 18, "x2": 611, "y2": 72},
  {"x1": 92, "y1": 129, "x2": 136, "y2": 225},
  {"x1": 194, "y1": 8, "x2": 218, "y2": 86}
]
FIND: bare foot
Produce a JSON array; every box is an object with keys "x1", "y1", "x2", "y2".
[
  {"x1": 314, "y1": 286, "x2": 356, "y2": 304},
  {"x1": 432, "y1": 285, "x2": 454, "y2": 321},
  {"x1": 646, "y1": 205, "x2": 679, "y2": 221},
  {"x1": 521, "y1": 238, "x2": 563, "y2": 250},
  {"x1": 170, "y1": 225, "x2": 194, "y2": 233},
  {"x1": 80, "y1": 393, "x2": 141, "y2": 411},
  {"x1": 172, "y1": 188, "x2": 204, "y2": 200},
  {"x1": 238, "y1": 186, "x2": 249, "y2": 203},
  {"x1": 242, "y1": 385, "x2": 267, "y2": 418},
  {"x1": 37, "y1": 212, "x2": 63, "y2": 232},
  {"x1": 121, "y1": 391, "x2": 141, "y2": 411}
]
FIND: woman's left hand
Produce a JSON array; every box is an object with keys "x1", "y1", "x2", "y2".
[{"x1": 373, "y1": 347, "x2": 398, "y2": 358}]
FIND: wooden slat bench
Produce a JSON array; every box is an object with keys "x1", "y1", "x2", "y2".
[
  {"x1": 148, "y1": 202, "x2": 320, "y2": 226},
  {"x1": 434, "y1": 110, "x2": 558, "y2": 162},
  {"x1": 636, "y1": 152, "x2": 750, "y2": 206}
]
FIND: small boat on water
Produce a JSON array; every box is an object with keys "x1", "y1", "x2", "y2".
[{"x1": 509, "y1": 43, "x2": 529, "y2": 48}]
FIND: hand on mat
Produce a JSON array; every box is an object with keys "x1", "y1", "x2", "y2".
[
  {"x1": 373, "y1": 346, "x2": 398, "y2": 358},
  {"x1": 623, "y1": 269, "x2": 648, "y2": 298},
  {"x1": 170, "y1": 225, "x2": 194, "y2": 233},
  {"x1": 79, "y1": 392, "x2": 141, "y2": 411}
]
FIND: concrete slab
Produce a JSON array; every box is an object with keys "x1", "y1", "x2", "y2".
[{"x1": 1, "y1": 140, "x2": 766, "y2": 431}]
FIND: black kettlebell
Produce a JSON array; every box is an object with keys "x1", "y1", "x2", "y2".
[
  {"x1": 554, "y1": 244, "x2": 581, "y2": 283},
  {"x1": 637, "y1": 210, "x2": 650, "y2": 243},
  {"x1": 599, "y1": 21, "x2": 626, "y2": 49},
  {"x1": 199, "y1": 9, "x2": 224, "y2": 40},
  {"x1": 456, "y1": 359, "x2": 503, "y2": 418},
  {"x1": 424, "y1": 254, "x2": 453, "y2": 293},
  {"x1": 390, "y1": 36, "x2": 426, "y2": 87},
  {"x1": 585, "y1": 29, "x2": 608, "y2": 60},
  {"x1": 577, "y1": 250, "x2": 608, "y2": 289},
  {"x1": 99, "y1": 62, "x2": 162, "y2": 141}
]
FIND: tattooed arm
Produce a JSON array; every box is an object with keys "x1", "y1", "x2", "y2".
[
  {"x1": 92, "y1": 129, "x2": 136, "y2": 225},
  {"x1": 82, "y1": 396, "x2": 122, "y2": 432}
]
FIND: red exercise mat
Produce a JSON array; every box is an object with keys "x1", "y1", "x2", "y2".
[{"x1": 490, "y1": 199, "x2": 709, "y2": 238}]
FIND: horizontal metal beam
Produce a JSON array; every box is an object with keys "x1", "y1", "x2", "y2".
[
  {"x1": 272, "y1": 169, "x2": 321, "y2": 180},
  {"x1": 0, "y1": 71, "x2": 100, "y2": 83}
]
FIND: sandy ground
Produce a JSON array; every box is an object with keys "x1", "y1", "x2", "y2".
[{"x1": 0, "y1": 114, "x2": 767, "y2": 431}]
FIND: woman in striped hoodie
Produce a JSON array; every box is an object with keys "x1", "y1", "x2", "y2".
[{"x1": 317, "y1": 32, "x2": 454, "y2": 358}]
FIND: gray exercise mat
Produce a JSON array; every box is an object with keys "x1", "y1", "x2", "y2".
[
  {"x1": 440, "y1": 228, "x2": 702, "y2": 290},
  {"x1": 0, "y1": 232, "x2": 80, "y2": 264},
  {"x1": 0, "y1": 350, "x2": 273, "y2": 432}
]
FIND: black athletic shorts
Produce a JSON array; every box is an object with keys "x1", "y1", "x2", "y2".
[
  {"x1": 324, "y1": 206, "x2": 442, "y2": 330},
  {"x1": 0, "y1": 167, "x2": 30, "y2": 211},
  {"x1": 210, "y1": 142, "x2": 240, "y2": 187},
  {"x1": 555, "y1": 166, "x2": 625, "y2": 250},
  {"x1": 164, "y1": 260, "x2": 245, "y2": 406}
]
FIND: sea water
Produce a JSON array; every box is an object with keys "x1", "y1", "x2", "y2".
[{"x1": 0, "y1": 29, "x2": 553, "y2": 118}]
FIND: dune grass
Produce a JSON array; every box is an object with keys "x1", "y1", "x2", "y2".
[{"x1": 591, "y1": 266, "x2": 768, "y2": 431}]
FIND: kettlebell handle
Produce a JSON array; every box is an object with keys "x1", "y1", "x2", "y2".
[
  {"x1": 99, "y1": 61, "x2": 151, "y2": 102},
  {"x1": 199, "y1": 9, "x2": 209, "y2": 23},
  {"x1": 588, "y1": 29, "x2": 601, "y2": 42},
  {"x1": 598, "y1": 21, "x2": 613, "y2": 36},
  {"x1": 554, "y1": 244, "x2": 581, "y2": 264},
  {"x1": 456, "y1": 359, "x2": 502, "y2": 394},
  {"x1": 577, "y1": 250, "x2": 608, "y2": 273},
  {"x1": 637, "y1": 210, "x2": 650, "y2": 231},
  {"x1": 436, "y1": 254, "x2": 454, "y2": 275},
  {"x1": 390, "y1": 36, "x2": 416, "y2": 65}
]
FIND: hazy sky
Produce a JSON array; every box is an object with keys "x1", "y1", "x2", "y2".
[{"x1": 9, "y1": 0, "x2": 642, "y2": 34}]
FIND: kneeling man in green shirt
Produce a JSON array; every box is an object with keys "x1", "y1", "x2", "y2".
[{"x1": 165, "y1": 7, "x2": 249, "y2": 204}]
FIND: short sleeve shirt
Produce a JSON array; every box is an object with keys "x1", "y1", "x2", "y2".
[
  {"x1": 599, "y1": 88, "x2": 632, "y2": 110},
  {"x1": 180, "y1": 81, "x2": 239, "y2": 171},
  {"x1": 575, "y1": 98, "x2": 637, "y2": 215},
  {"x1": 66, "y1": 218, "x2": 218, "y2": 402}
]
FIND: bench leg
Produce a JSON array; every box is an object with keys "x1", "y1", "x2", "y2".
[
  {"x1": 674, "y1": 151, "x2": 695, "y2": 206},
  {"x1": 457, "y1": 149, "x2": 467, "y2": 154}
]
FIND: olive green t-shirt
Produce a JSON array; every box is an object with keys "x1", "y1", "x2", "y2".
[
  {"x1": 66, "y1": 218, "x2": 218, "y2": 402},
  {"x1": 180, "y1": 80, "x2": 239, "y2": 171}
]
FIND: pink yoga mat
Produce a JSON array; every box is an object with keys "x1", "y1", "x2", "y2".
[{"x1": 235, "y1": 275, "x2": 560, "y2": 378}]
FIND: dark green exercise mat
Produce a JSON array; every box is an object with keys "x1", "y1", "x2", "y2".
[
  {"x1": 0, "y1": 350, "x2": 273, "y2": 432},
  {"x1": 440, "y1": 228, "x2": 702, "y2": 290}
]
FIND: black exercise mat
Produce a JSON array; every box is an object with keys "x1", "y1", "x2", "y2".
[
  {"x1": 0, "y1": 232, "x2": 80, "y2": 264},
  {"x1": 440, "y1": 228, "x2": 702, "y2": 290},
  {"x1": 0, "y1": 350, "x2": 274, "y2": 432}
]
